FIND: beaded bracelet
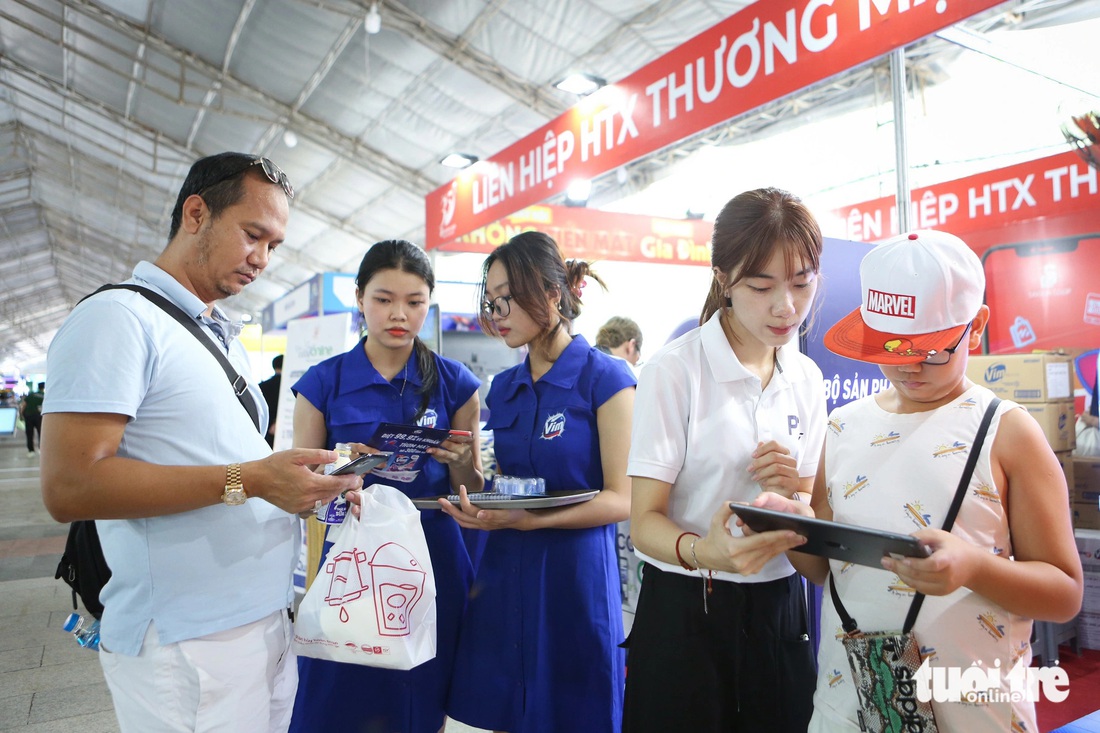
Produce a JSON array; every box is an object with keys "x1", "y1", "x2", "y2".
[
  {"x1": 674, "y1": 531, "x2": 700, "y2": 571},
  {"x1": 689, "y1": 535, "x2": 715, "y2": 613}
]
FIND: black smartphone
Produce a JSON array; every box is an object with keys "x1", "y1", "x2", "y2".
[{"x1": 330, "y1": 452, "x2": 391, "y2": 476}]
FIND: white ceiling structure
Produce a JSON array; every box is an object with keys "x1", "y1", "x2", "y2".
[{"x1": 0, "y1": 0, "x2": 1096, "y2": 373}]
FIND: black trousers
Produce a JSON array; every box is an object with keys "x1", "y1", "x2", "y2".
[
  {"x1": 24, "y1": 414, "x2": 41, "y2": 452},
  {"x1": 622, "y1": 565, "x2": 816, "y2": 733}
]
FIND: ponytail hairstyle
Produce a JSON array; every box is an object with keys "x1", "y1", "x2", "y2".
[
  {"x1": 476, "y1": 231, "x2": 605, "y2": 341},
  {"x1": 700, "y1": 187, "x2": 823, "y2": 326},
  {"x1": 355, "y1": 239, "x2": 439, "y2": 423}
]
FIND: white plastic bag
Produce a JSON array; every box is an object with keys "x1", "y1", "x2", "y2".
[
  {"x1": 293, "y1": 483, "x2": 437, "y2": 670},
  {"x1": 1076, "y1": 416, "x2": 1100, "y2": 457}
]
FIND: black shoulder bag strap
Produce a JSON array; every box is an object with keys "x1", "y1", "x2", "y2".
[
  {"x1": 829, "y1": 397, "x2": 1003, "y2": 635},
  {"x1": 84, "y1": 284, "x2": 262, "y2": 434}
]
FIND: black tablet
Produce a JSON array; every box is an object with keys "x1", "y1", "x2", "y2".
[
  {"x1": 330, "y1": 452, "x2": 391, "y2": 476},
  {"x1": 729, "y1": 504, "x2": 931, "y2": 568},
  {"x1": 411, "y1": 489, "x2": 598, "y2": 510}
]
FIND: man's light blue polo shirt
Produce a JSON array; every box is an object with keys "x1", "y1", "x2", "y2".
[{"x1": 43, "y1": 262, "x2": 298, "y2": 656}]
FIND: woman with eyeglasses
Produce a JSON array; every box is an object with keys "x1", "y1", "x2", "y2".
[
  {"x1": 441, "y1": 231, "x2": 635, "y2": 733},
  {"x1": 287, "y1": 240, "x2": 484, "y2": 733},
  {"x1": 622, "y1": 188, "x2": 824, "y2": 732}
]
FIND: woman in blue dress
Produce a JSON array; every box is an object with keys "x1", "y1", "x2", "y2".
[
  {"x1": 442, "y1": 231, "x2": 636, "y2": 733},
  {"x1": 288, "y1": 240, "x2": 484, "y2": 733}
]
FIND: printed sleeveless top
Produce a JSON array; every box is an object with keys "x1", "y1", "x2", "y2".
[{"x1": 811, "y1": 386, "x2": 1037, "y2": 733}]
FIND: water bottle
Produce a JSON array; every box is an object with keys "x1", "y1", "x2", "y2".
[
  {"x1": 317, "y1": 443, "x2": 353, "y2": 524},
  {"x1": 63, "y1": 612, "x2": 101, "y2": 651},
  {"x1": 331, "y1": 443, "x2": 353, "y2": 469}
]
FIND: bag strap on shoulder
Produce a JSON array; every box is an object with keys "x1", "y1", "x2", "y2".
[
  {"x1": 830, "y1": 397, "x2": 1002, "y2": 635},
  {"x1": 82, "y1": 284, "x2": 262, "y2": 433}
]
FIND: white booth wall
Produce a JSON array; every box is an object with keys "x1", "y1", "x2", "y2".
[{"x1": 432, "y1": 251, "x2": 713, "y2": 363}]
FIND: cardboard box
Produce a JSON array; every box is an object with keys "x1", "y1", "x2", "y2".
[
  {"x1": 1080, "y1": 614, "x2": 1100, "y2": 651},
  {"x1": 1025, "y1": 402, "x2": 1076, "y2": 452},
  {"x1": 1073, "y1": 460, "x2": 1100, "y2": 530},
  {"x1": 1074, "y1": 458, "x2": 1100, "y2": 502},
  {"x1": 1073, "y1": 505, "x2": 1100, "y2": 531},
  {"x1": 1076, "y1": 530, "x2": 1100, "y2": 650},
  {"x1": 1076, "y1": 529, "x2": 1100, "y2": 563},
  {"x1": 1076, "y1": 530, "x2": 1100, "y2": 644},
  {"x1": 1059, "y1": 451, "x2": 1075, "y2": 493},
  {"x1": 966, "y1": 353, "x2": 1073, "y2": 402}
]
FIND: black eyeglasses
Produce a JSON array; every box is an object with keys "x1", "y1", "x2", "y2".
[
  {"x1": 481, "y1": 295, "x2": 513, "y2": 318},
  {"x1": 203, "y1": 157, "x2": 294, "y2": 199},
  {"x1": 922, "y1": 323, "x2": 972, "y2": 365}
]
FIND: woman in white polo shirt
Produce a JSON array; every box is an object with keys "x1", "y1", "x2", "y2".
[{"x1": 623, "y1": 187, "x2": 825, "y2": 732}]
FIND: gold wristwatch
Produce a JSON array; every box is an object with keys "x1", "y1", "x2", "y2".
[{"x1": 221, "y1": 463, "x2": 247, "y2": 506}]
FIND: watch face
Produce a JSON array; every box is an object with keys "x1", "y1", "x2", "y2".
[{"x1": 223, "y1": 487, "x2": 247, "y2": 506}]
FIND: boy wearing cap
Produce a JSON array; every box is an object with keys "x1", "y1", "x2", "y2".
[{"x1": 756, "y1": 230, "x2": 1082, "y2": 732}]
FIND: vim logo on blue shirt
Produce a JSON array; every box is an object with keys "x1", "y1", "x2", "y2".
[
  {"x1": 418, "y1": 409, "x2": 438, "y2": 428},
  {"x1": 541, "y1": 411, "x2": 565, "y2": 440}
]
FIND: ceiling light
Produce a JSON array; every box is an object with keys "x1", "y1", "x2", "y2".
[
  {"x1": 565, "y1": 179, "x2": 591, "y2": 206},
  {"x1": 282, "y1": 130, "x2": 298, "y2": 148},
  {"x1": 440, "y1": 152, "x2": 478, "y2": 169},
  {"x1": 365, "y1": 3, "x2": 381, "y2": 34},
  {"x1": 554, "y1": 73, "x2": 606, "y2": 96}
]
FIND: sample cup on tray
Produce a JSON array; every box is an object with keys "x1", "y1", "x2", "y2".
[{"x1": 492, "y1": 475, "x2": 546, "y2": 495}]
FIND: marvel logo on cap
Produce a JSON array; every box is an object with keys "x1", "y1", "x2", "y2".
[
  {"x1": 866, "y1": 289, "x2": 916, "y2": 319},
  {"x1": 823, "y1": 230, "x2": 984, "y2": 364}
]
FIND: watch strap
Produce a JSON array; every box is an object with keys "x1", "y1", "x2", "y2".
[{"x1": 223, "y1": 463, "x2": 246, "y2": 504}]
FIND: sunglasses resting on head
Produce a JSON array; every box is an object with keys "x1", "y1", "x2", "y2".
[{"x1": 202, "y1": 156, "x2": 294, "y2": 200}]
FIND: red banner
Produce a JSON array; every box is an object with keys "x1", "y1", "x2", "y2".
[
  {"x1": 425, "y1": 0, "x2": 1003, "y2": 249},
  {"x1": 436, "y1": 204, "x2": 714, "y2": 266},
  {"x1": 827, "y1": 151, "x2": 1100, "y2": 256}
]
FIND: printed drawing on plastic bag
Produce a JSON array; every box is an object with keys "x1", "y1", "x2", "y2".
[{"x1": 293, "y1": 483, "x2": 437, "y2": 670}]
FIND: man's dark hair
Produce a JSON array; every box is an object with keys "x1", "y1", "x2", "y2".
[
  {"x1": 168, "y1": 152, "x2": 268, "y2": 241},
  {"x1": 272, "y1": 354, "x2": 284, "y2": 370}
]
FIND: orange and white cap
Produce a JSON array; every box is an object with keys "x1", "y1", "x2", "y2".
[{"x1": 823, "y1": 230, "x2": 984, "y2": 364}]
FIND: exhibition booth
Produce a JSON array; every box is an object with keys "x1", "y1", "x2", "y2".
[
  {"x1": 9, "y1": 2, "x2": 1100, "y2": 730},
  {"x1": 411, "y1": 0, "x2": 1100, "y2": 654},
  {"x1": 255, "y1": 0, "x2": 1100, "y2": 690}
]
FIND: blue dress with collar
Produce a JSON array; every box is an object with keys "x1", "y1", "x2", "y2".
[
  {"x1": 447, "y1": 335, "x2": 636, "y2": 733},
  {"x1": 288, "y1": 339, "x2": 480, "y2": 733}
]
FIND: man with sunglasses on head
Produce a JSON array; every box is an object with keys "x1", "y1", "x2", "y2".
[{"x1": 40, "y1": 152, "x2": 361, "y2": 733}]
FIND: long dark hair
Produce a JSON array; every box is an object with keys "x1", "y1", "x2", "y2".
[
  {"x1": 700, "y1": 187, "x2": 822, "y2": 326},
  {"x1": 476, "y1": 231, "x2": 604, "y2": 342},
  {"x1": 355, "y1": 240, "x2": 438, "y2": 422}
]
